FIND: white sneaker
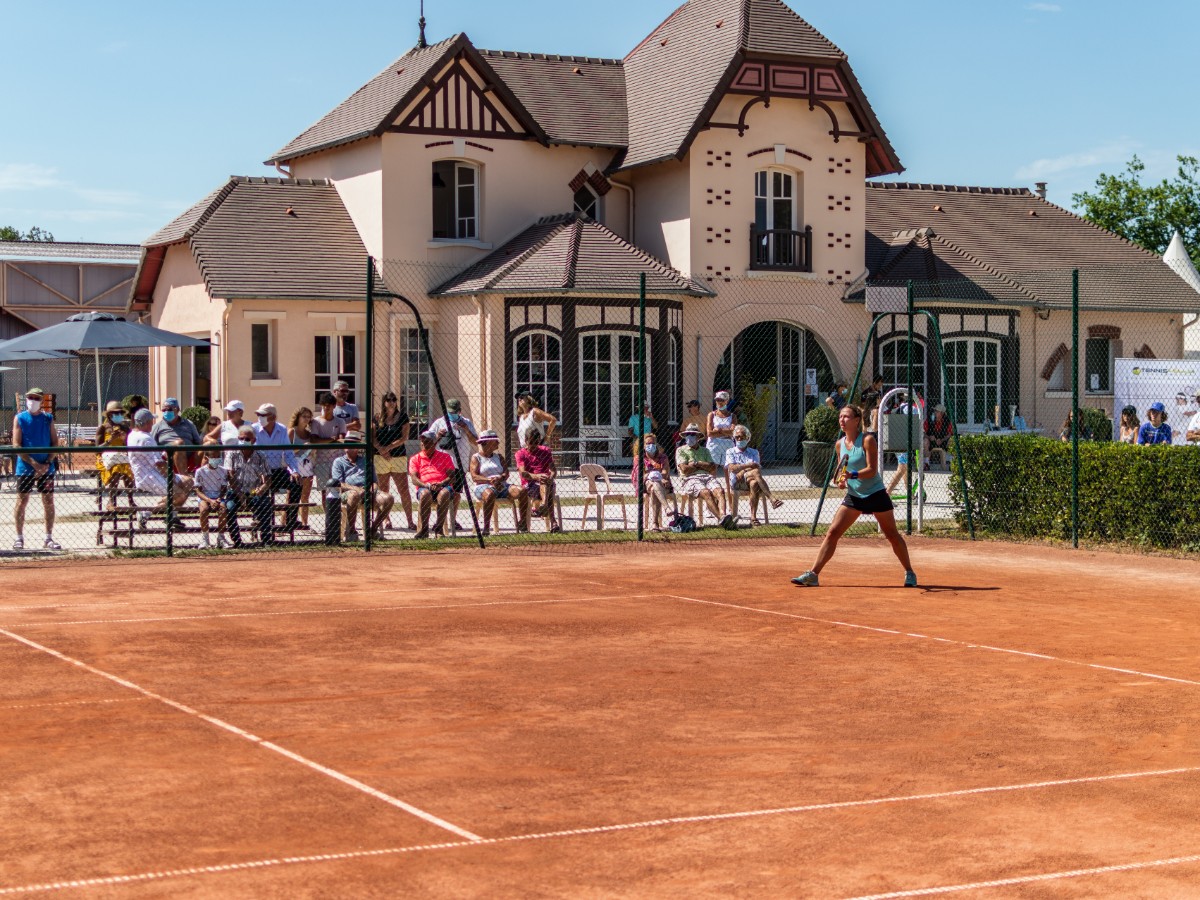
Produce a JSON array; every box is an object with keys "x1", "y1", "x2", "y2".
[
  {"x1": 217, "y1": 534, "x2": 229, "y2": 549},
  {"x1": 200, "y1": 534, "x2": 211, "y2": 549},
  {"x1": 12, "y1": 536, "x2": 24, "y2": 551},
  {"x1": 138, "y1": 510, "x2": 151, "y2": 531}
]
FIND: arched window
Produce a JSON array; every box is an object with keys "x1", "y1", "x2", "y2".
[
  {"x1": 432, "y1": 161, "x2": 480, "y2": 240},
  {"x1": 514, "y1": 331, "x2": 561, "y2": 419},
  {"x1": 666, "y1": 331, "x2": 681, "y2": 425}
]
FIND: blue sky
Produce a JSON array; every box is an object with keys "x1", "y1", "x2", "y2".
[{"x1": 2, "y1": 0, "x2": 1197, "y2": 245}]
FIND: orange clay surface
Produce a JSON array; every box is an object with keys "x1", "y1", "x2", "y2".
[{"x1": 2, "y1": 538, "x2": 1200, "y2": 898}]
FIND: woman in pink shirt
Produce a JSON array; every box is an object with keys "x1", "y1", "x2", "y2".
[{"x1": 515, "y1": 428, "x2": 561, "y2": 532}]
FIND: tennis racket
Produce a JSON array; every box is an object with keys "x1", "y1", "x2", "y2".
[{"x1": 830, "y1": 453, "x2": 848, "y2": 486}]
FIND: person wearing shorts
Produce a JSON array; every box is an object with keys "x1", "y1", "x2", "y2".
[
  {"x1": 127, "y1": 408, "x2": 194, "y2": 530},
  {"x1": 408, "y1": 429, "x2": 458, "y2": 539},
  {"x1": 515, "y1": 426, "x2": 561, "y2": 532},
  {"x1": 12, "y1": 387, "x2": 60, "y2": 551},
  {"x1": 675, "y1": 423, "x2": 732, "y2": 529},
  {"x1": 470, "y1": 429, "x2": 529, "y2": 535},
  {"x1": 792, "y1": 403, "x2": 917, "y2": 589},
  {"x1": 373, "y1": 391, "x2": 415, "y2": 530}
]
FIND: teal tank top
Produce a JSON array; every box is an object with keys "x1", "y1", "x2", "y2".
[{"x1": 841, "y1": 433, "x2": 884, "y2": 498}]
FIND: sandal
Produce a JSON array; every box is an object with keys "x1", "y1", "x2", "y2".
[{"x1": 770, "y1": 498, "x2": 784, "y2": 510}]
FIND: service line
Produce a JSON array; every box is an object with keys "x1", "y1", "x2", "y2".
[
  {"x1": 667, "y1": 594, "x2": 1200, "y2": 688},
  {"x1": 1, "y1": 766, "x2": 1197, "y2": 896},
  {"x1": 0, "y1": 627, "x2": 482, "y2": 843}
]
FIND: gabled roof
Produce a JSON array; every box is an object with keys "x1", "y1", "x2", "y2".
[
  {"x1": 429, "y1": 212, "x2": 713, "y2": 297},
  {"x1": 131, "y1": 177, "x2": 367, "y2": 307},
  {"x1": 864, "y1": 183, "x2": 1200, "y2": 312},
  {"x1": 267, "y1": 34, "x2": 549, "y2": 164},
  {"x1": 620, "y1": 0, "x2": 899, "y2": 175},
  {"x1": 479, "y1": 51, "x2": 627, "y2": 148}
]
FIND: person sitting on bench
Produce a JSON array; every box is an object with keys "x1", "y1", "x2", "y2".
[
  {"x1": 226, "y1": 425, "x2": 275, "y2": 547},
  {"x1": 127, "y1": 408, "x2": 193, "y2": 530},
  {"x1": 331, "y1": 431, "x2": 394, "y2": 542}
]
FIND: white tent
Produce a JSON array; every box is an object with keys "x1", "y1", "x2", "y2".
[{"x1": 1163, "y1": 231, "x2": 1200, "y2": 358}]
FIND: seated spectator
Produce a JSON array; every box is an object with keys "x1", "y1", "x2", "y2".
[
  {"x1": 408, "y1": 428, "x2": 458, "y2": 539},
  {"x1": 150, "y1": 397, "x2": 202, "y2": 473},
  {"x1": 1138, "y1": 401, "x2": 1172, "y2": 445},
  {"x1": 631, "y1": 432, "x2": 677, "y2": 531},
  {"x1": 193, "y1": 449, "x2": 230, "y2": 549},
  {"x1": 1059, "y1": 409, "x2": 1093, "y2": 442},
  {"x1": 252, "y1": 403, "x2": 302, "y2": 534},
  {"x1": 1187, "y1": 390, "x2": 1200, "y2": 444},
  {"x1": 675, "y1": 423, "x2": 732, "y2": 528},
  {"x1": 925, "y1": 404, "x2": 952, "y2": 455},
  {"x1": 826, "y1": 382, "x2": 848, "y2": 410},
  {"x1": 201, "y1": 415, "x2": 222, "y2": 445},
  {"x1": 1119, "y1": 406, "x2": 1140, "y2": 444},
  {"x1": 127, "y1": 408, "x2": 193, "y2": 530},
  {"x1": 225, "y1": 425, "x2": 275, "y2": 547},
  {"x1": 331, "y1": 431, "x2": 394, "y2": 542},
  {"x1": 95, "y1": 400, "x2": 133, "y2": 510},
  {"x1": 470, "y1": 429, "x2": 529, "y2": 535},
  {"x1": 515, "y1": 426, "x2": 561, "y2": 532},
  {"x1": 724, "y1": 425, "x2": 783, "y2": 525}
]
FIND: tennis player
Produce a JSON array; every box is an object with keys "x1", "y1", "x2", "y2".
[{"x1": 793, "y1": 404, "x2": 917, "y2": 588}]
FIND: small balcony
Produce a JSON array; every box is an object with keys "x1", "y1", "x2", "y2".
[{"x1": 749, "y1": 224, "x2": 813, "y2": 273}]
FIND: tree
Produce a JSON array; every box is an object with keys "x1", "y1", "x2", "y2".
[
  {"x1": 0, "y1": 225, "x2": 55, "y2": 241},
  {"x1": 1072, "y1": 155, "x2": 1200, "y2": 268}
]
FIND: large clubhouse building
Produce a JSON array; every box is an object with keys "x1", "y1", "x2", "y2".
[{"x1": 130, "y1": 0, "x2": 1199, "y2": 460}]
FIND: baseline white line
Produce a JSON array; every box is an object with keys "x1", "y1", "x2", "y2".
[
  {"x1": 667, "y1": 594, "x2": 1200, "y2": 687},
  {"x1": 7, "y1": 594, "x2": 650, "y2": 629},
  {"x1": 0, "y1": 697, "x2": 149, "y2": 712},
  {"x1": 0, "y1": 601, "x2": 133, "y2": 611},
  {"x1": 843, "y1": 853, "x2": 1200, "y2": 898},
  {"x1": 2, "y1": 766, "x2": 1196, "y2": 895},
  {"x1": 0, "y1": 627, "x2": 482, "y2": 843}
]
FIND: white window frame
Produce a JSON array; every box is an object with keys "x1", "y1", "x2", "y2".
[
  {"x1": 314, "y1": 332, "x2": 360, "y2": 407},
  {"x1": 944, "y1": 337, "x2": 1001, "y2": 426},
  {"x1": 666, "y1": 332, "x2": 680, "y2": 425},
  {"x1": 754, "y1": 167, "x2": 797, "y2": 232},
  {"x1": 392, "y1": 324, "x2": 431, "y2": 423},
  {"x1": 514, "y1": 330, "x2": 562, "y2": 420},
  {"x1": 573, "y1": 184, "x2": 601, "y2": 221},
  {"x1": 578, "y1": 331, "x2": 651, "y2": 429},
  {"x1": 879, "y1": 337, "x2": 928, "y2": 403},
  {"x1": 432, "y1": 160, "x2": 480, "y2": 241}
]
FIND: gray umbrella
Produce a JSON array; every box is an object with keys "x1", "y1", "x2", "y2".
[
  {"x1": 0, "y1": 342, "x2": 74, "y2": 362},
  {"x1": 0, "y1": 313, "x2": 209, "y2": 423}
]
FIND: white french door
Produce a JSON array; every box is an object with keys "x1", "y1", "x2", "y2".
[
  {"x1": 579, "y1": 332, "x2": 649, "y2": 459},
  {"x1": 944, "y1": 338, "x2": 1000, "y2": 426},
  {"x1": 314, "y1": 333, "x2": 360, "y2": 406}
]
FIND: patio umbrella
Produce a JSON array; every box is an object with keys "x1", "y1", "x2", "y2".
[{"x1": 0, "y1": 313, "x2": 209, "y2": 423}]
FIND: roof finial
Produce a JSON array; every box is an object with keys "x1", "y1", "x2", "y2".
[{"x1": 417, "y1": 0, "x2": 427, "y2": 48}]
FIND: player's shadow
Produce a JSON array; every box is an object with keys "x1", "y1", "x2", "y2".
[{"x1": 842, "y1": 585, "x2": 1000, "y2": 592}]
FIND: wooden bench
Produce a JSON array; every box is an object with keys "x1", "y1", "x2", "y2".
[{"x1": 91, "y1": 500, "x2": 316, "y2": 549}]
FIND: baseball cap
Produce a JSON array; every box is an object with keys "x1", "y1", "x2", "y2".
[
  {"x1": 345, "y1": 430, "x2": 365, "y2": 442},
  {"x1": 25, "y1": 387, "x2": 45, "y2": 399},
  {"x1": 419, "y1": 428, "x2": 438, "y2": 440},
  {"x1": 1148, "y1": 401, "x2": 1166, "y2": 414},
  {"x1": 224, "y1": 400, "x2": 244, "y2": 412},
  {"x1": 163, "y1": 397, "x2": 180, "y2": 410},
  {"x1": 255, "y1": 403, "x2": 277, "y2": 416},
  {"x1": 445, "y1": 398, "x2": 462, "y2": 412},
  {"x1": 134, "y1": 408, "x2": 154, "y2": 425}
]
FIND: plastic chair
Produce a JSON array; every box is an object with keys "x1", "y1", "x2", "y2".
[
  {"x1": 578, "y1": 463, "x2": 629, "y2": 530},
  {"x1": 726, "y1": 469, "x2": 769, "y2": 525}
]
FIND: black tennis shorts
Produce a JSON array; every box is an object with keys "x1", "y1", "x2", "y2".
[
  {"x1": 841, "y1": 488, "x2": 893, "y2": 515},
  {"x1": 17, "y1": 471, "x2": 55, "y2": 495}
]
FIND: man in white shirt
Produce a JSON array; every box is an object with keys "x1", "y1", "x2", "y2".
[
  {"x1": 252, "y1": 403, "x2": 302, "y2": 532},
  {"x1": 427, "y1": 397, "x2": 478, "y2": 471},
  {"x1": 1186, "y1": 389, "x2": 1200, "y2": 444},
  {"x1": 220, "y1": 400, "x2": 251, "y2": 468},
  {"x1": 332, "y1": 380, "x2": 360, "y2": 430},
  {"x1": 127, "y1": 408, "x2": 193, "y2": 529},
  {"x1": 723, "y1": 424, "x2": 783, "y2": 525}
]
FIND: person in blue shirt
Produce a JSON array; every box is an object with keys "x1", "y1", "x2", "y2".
[
  {"x1": 792, "y1": 403, "x2": 917, "y2": 588},
  {"x1": 12, "y1": 387, "x2": 61, "y2": 551},
  {"x1": 330, "y1": 432, "x2": 394, "y2": 541},
  {"x1": 1137, "y1": 402, "x2": 1173, "y2": 445}
]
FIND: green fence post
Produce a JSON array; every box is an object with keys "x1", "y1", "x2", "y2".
[
  {"x1": 165, "y1": 446, "x2": 174, "y2": 557},
  {"x1": 637, "y1": 273, "x2": 646, "y2": 541},
  {"x1": 905, "y1": 280, "x2": 914, "y2": 535},
  {"x1": 365, "y1": 258, "x2": 375, "y2": 553},
  {"x1": 1071, "y1": 268, "x2": 1079, "y2": 549}
]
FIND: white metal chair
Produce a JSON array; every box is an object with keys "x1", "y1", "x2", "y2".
[
  {"x1": 578, "y1": 463, "x2": 629, "y2": 530},
  {"x1": 726, "y1": 468, "x2": 769, "y2": 525}
]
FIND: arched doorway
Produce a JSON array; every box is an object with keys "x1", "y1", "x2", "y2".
[{"x1": 714, "y1": 322, "x2": 835, "y2": 461}]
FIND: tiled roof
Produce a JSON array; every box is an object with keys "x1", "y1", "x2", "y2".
[
  {"x1": 479, "y1": 50, "x2": 627, "y2": 148},
  {"x1": 620, "y1": 0, "x2": 897, "y2": 174},
  {"x1": 429, "y1": 212, "x2": 713, "y2": 297},
  {"x1": 0, "y1": 241, "x2": 140, "y2": 264},
  {"x1": 864, "y1": 183, "x2": 1200, "y2": 312},
  {"x1": 267, "y1": 35, "x2": 472, "y2": 164},
  {"x1": 133, "y1": 177, "x2": 367, "y2": 304}
]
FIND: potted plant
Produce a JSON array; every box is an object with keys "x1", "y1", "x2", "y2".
[{"x1": 802, "y1": 404, "x2": 840, "y2": 486}]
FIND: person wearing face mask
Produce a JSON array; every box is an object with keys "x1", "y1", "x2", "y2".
[
  {"x1": 675, "y1": 423, "x2": 733, "y2": 528},
  {"x1": 150, "y1": 397, "x2": 202, "y2": 475},
  {"x1": 95, "y1": 400, "x2": 134, "y2": 511},
  {"x1": 12, "y1": 387, "x2": 61, "y2": 551},
  {"x1": 127, "y1": 408, "x2": 194, "y2": 531},
  {"x1": 826, "y1": 382, "x2": 849, "y2": 411},
  {"x1": 226, "y1": 425, "x2": 274, "y2": 547},
  {"x1": 631, "y1": 432, "x2": 677, "y2": 531},
  {"x1": 251, "y1": 403, "x2": 303, "y2": 537},
  {"x1": 706, "y1": 391, "x2": 737, "y2": 466},
  {"x1": 724, "y1": 425, "x2": 784, "y2": 526},
  {"x1": 428, "y1": 398, "x2": 479, "y2": 489},
  {"x1": 193, "y1": 449, "x2": 231, "y2": 549}
]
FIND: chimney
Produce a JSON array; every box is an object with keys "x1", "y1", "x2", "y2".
[{"x1": 1035, "y1": 182, "x2": 1048, "y2": 200}]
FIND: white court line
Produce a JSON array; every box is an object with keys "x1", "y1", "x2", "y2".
[
  {"x1": 0, "y1": 697, "x2": 149, "y2": 712},
  {"x1": 843, "y1": 853, "x2": 1200, "y2": 898},
  {"x1": 667, "y1": 594, "x2": 1200, "y2": 688},
  {"x1": 0, "y1": 601, "x2": 133, "y2": 612},
  {"x1": 0, "y1": 627, "x2": 482, "y2": 843},
  {"x1": 1, "y1": 766, "x2": 1196, "y2": 896},
  {"x1": 10, "y1": 594, "x2": 650, "y2": 629}
]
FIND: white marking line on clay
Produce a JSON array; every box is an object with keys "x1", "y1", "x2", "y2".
[
  {"x1": 0, "y1": 601, "x2": 133, "y2": 611},
  {"x1": 0, "y1": 697, "x2": 149, "y2": 712},
  {"x1": 11, "y1": 594, "x2": 653, "y2": 629},
  {"x1": 1, "y1": 766, "x2": 1196, "y2": 896},
  {"x1": 0, "y1": 627, "x2": 482, "y2": 843},
  {"x1": 666, "y1": 595, "x2": 1200, "y2": 687},
  {"x1": 842, "y1": 853, "x2": 1200, "y2": 898}
]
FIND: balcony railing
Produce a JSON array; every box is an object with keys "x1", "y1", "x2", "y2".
[{"x1": 749, "y1": 225, "x2": 813, "y2": 272}]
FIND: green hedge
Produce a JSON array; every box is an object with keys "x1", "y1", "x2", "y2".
[{"x1": 948, "y1": 435, "x2": 1200, "y2": 550}]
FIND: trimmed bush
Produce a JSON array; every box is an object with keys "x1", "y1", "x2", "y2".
[
  {"x1": 182, "y1": 405, "x2": 210, "y2": 434},
  {"x1": 948, "y1": 435, "x2": 1200, "y2": 550},
  {"x1": 803, "y1": 404, "x2": 840, "y2": 443}
]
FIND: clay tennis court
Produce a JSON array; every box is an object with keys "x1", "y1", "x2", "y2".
[{"x1": 2, "y1": 538, "x2": 1200, "y2": 898}]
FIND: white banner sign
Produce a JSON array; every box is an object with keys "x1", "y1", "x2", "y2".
[{"x1": 1113, "y1": 358, "x2": 1200, "y2": 444}]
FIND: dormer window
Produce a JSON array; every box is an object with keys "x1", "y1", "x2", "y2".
[
  {"x1": 573, "y1": 184, "x2": 599, "y2": 220},
  {"x1": 432, "y1": 161, "x2": 479, "y2": 240}
]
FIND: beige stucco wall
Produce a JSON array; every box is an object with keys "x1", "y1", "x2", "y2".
[
  {"x1": 148, "y1": 245, "x2": 224, "y2": 411},
  {"x1": 629, "y1": 161, "x2": 691, "y2": 274},
  {"x1": 292, "y1": 139, "x2": 384, "y2": 258}
]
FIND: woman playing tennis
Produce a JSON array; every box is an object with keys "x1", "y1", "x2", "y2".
[{"x1": 793, "y1": 403, "x2": 917, "y2": 588}]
